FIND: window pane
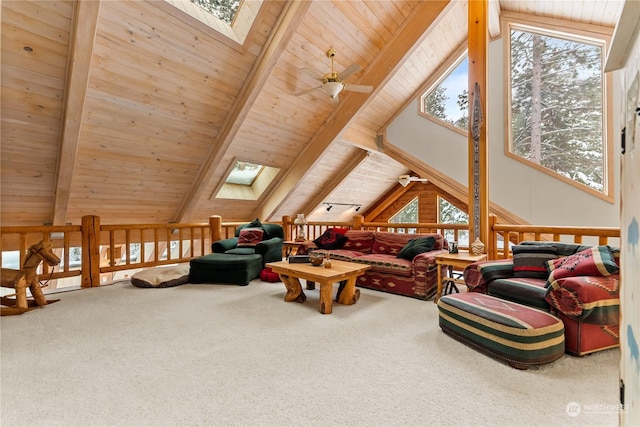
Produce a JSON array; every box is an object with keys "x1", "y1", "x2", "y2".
[
  {"x1": 510, "y1": 28, "x2": 604, "y2": 191},
  {"x1": 438, "y1": 197, "x2": 468, "y2": 245},
  {"x1": 389, "y1": 198, "x2": 418, "y2": 233},
  {"x1": 422, "y1": 58, "x2": 468, "y2": 131},
  {"x1": 226, "y1": 161, "x2": 264, "y2": 186},
  {"x1": 190, "y1": 0, "x2": 240, "y2": 24}
]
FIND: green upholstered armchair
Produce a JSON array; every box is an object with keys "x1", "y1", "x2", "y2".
[{"x1": 212, "y1": 221, "x2": 284, "y2": 264}]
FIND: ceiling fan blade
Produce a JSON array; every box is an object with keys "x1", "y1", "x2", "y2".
[
  {"x1": 294, "y1": 85, "x2": 322, "y2": 96},
  {"x1": 338, "y1": 63, "x2": 362, "y2": 81},
  {"x1": 343, "y1": 84, "x2": 373, "y2": 94},
  {"x1": 299, "y1": 68, "x2": 323, "y2": 81}
]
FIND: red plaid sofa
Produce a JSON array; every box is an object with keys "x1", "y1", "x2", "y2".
[{"x1": 299, "y1": 230, "x2": 449, "y2": 300}]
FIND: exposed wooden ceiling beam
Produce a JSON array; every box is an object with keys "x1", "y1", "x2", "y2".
[
  {"x1": 488, "y1": 0, "x2": 501, "y2": 38},
  {"x1": 254, "y1": 0, "x2": 452, "y2": 221},
  {"x1": 299, "y1": 149, "x2": 371, "y2": 216},
  {"x1": 173, "y1": 1, "x2": 311, "y2": 223},
  {"x1": 363, "y1": 181, "x2": 415, "y2": 222},
  {"x1": 384, "y1": 141, "x2": 527, "y2": 225},
  {"x1": 51, "y1": 0, "x2": 101, "y2": 225},
  {"x1": 341, "y1": 128, "x2": 378, "y2": 152}
]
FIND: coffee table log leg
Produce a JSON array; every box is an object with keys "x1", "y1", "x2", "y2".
[
  {"x1": 336, "y1": 278, "x2": 360, "y2": 305},
  {"x1": 319, "y1": 282, "x2": 333, "y2": 314},
  {"x1": 281, "y1": 275, "x2": 306, "y2": 303}
]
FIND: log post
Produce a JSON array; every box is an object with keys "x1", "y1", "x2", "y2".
[
  {"x1": 467, "y1": 0, "x2": 489, "y2": 253},
  {"x1": 81, "y1": 215, "x2": 101, "y2": 288},
  {"x1": 352, "y1": 215, "x2": 364, "y2": 230},
  {"x1": 210, "y1": 215, "x2": 222, "y2": 243},
  {"x1": 282, "y1": 215, "x2": 292, "y2": 241}
]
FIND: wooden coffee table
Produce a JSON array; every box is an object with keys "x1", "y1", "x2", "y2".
[{"x1": 266, "y1": 260, "x2": 370, "y2": 314}]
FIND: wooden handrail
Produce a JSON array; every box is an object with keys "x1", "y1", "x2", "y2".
[{"x1": 1, "y1": 214, "x2": 621, "y2": 294}]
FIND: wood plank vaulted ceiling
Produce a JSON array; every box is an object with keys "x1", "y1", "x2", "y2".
[{"x1": 0, "y1": 0, "x2": 623, "y2": 226}]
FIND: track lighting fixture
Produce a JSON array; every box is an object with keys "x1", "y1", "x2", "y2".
[{"x1": 323, "y1": 202, "x2": 361, "y2": 212}]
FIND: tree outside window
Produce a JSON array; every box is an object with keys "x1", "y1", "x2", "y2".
[
  {"x1": 389, "y1": 198, "x2": 418, "y2": 233},
  {"x1": 421, "y1": 57, "x2": 468, "y2": 131},
  {"x1": 438, "y1": 197, "x2": 468, "y2": 246},
  {"x1": 509, "y1": 25, "x2": 606, "y2": 193},
  {"x1": 190, "y1": 0, "x2": 240, "y2": 24}
]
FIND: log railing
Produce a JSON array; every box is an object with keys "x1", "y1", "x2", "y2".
[
  {"x1": 488, "y1": 215, "x2": 620, "y2": 259},
  {"x1": 1, "y1": 214, "x2": 620, "y2": 294}
]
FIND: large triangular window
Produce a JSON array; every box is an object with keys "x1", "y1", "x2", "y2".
[{"x1": 389, "y1": 198, "x2": 418, "y2": 233}]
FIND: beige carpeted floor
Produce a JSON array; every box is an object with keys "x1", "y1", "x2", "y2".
[{"x1": 1, "y1": 279, "x2": 621, "y2": 427}]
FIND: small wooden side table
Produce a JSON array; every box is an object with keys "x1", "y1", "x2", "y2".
[
  {"x1": 434, "y1": 251, "x2": 487, "y2": 303},
  {"x1": 282, "y1": 240, "x2": 303, "y2": 259}
]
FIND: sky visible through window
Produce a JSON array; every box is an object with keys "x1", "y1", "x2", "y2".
[
  {"x1": 422, "y1": 57, "x2": 468, "y2": 130},
  {"x1": 441, "y1": 58, "x2": 468, "y2": 123}
]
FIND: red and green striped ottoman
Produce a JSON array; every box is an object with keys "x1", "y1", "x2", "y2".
[{"x1": 437, "y1": 292, "x2": 565, "y2": 369}]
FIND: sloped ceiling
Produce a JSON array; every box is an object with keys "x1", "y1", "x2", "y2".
[{"x1": 0, "y1": 0, "x2": 623, "y2": 226}]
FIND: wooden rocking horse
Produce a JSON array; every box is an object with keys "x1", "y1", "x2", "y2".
[{"x1": 1, "y1": 240, "x2": 61, "y2": 316}]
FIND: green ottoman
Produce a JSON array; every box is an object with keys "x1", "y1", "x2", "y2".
[
  {"x1": 189, "y1": 254, "x2": 262, "y2": 286},
  {"x1": 437, "y1": 292, "x2": 565, "y2": 369}
]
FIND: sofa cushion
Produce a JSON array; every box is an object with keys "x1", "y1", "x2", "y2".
[
  {"x1": 237, "y1": 228, "x2": 264, "y2": 247},
  {"x1": 351, "y1": 253, "x2": 413, "y2": 276},
  {"x1": 519, "y1": 240, "x2": 582, "y2": 257},
  {"x1": 545, "y1": 274, "x2": 620, "y2": 324},
  {"x1": 546, "y1": 246, "x2": 618, "y2": 286},
  {"x1": 372, "y1": 232, "x2": 414, "y2": 255},
  {"x1": 397, "y1": 236, "x2": 436, "y2": 260},
  {"x1": 313, "y1": 228, "x2": 348, "y2": 250},
  {"x1": 512, "y1": 244, "x2": 558, "y2": 279},
  {"x1": 342, "y1": 230, "x2": 375, "y2": 253},
  {"x1": 487, "y1": 277, "x2": 550, "y2": 310},
  {"x1": 244, "y1": 218, "x2": 268, "y2": 239},
  {"x1": 308, "y1": 249, "x2": 364, "y2": 262}
]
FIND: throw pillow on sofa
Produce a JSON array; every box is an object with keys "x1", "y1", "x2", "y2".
[
  {"x1": 237, "y1": 228, "x2": 264, "y2": 247},
  {"x1": 397, "y1": 236, "x2": 436, "y2": 260},
  {"x1": 546, "y1": 246, "x2": 618, "y2": 286},
  {"x1": 245, "y1": 218, "x2": 270, "y2": 239},
  {"x1": 512, "y1": 244, "x2": 558, "y2": 279},
  {"x1": 313, "y1": 228, "x2": 348, "y2": 250}
]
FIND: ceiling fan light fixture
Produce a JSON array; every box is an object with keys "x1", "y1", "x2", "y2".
[
  {"x1": 398, "y1": 175, "x2": 411, "y2": 187},
  {"x1": 323, "y1": 81, "x2": 343, "y2": 98}
]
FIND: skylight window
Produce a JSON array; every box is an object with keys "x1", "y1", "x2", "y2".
[
  {"x1": 225, "y1": 161, "x2": 263, "y2": 186},
  {"x1": 190, "y1": 0, "x2": 240, "y2": 25},
  {"x1": 162, "y1": 0, "x2": 258, "y2": 44}
]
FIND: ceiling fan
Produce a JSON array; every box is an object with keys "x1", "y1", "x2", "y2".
[
  {"x1": 396, "y1": 175, "x2": 428, "y2": 187},
  {"x1": 294, "y1": 48, "x2": 373, "y2": 105}
]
